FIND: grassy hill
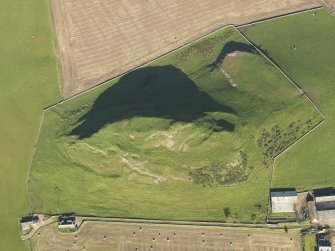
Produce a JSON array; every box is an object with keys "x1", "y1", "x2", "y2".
[
  {"x1": 29, "y1": 26, "x2": 322, "y2": 222},
  {"x1": 0, "y1": 0, "x2": 61, "y2": 249},
  {"x1": 240, "y1": 8, "x2": 335, "y2": 189}
]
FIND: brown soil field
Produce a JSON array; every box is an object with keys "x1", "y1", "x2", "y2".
[
  {"x1": 31, "y1": 222, "x2": 300, "y2": 251},
  {"x1": 50, "y1": 0, "x2": 321, "y2": 97},
  {"x1": 323, "y1": 0, "x2": 335, "y2": 13}
]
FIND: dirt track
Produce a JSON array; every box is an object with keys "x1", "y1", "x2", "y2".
[
  {"x1": 50, "y1": 0, "x2": 321, "y2": 97},
  {"x1": 31, "y1": 222, "x2": 300, "y2": 251}
]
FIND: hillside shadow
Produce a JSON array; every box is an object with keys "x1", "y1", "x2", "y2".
[
  {"x1": 209, "y1": 41, "x2": 257, "y2": 71},
  {"x1": 70, "y1": 65, "x2": 236, "y2": 139}
]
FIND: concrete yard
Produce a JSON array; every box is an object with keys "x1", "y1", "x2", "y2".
[
  {"x1": 49, "y1": 0, "x2": 321, "y2": 97},
  {"x1": 31, "y1": 221, "x2": 301, "y2": 251}
]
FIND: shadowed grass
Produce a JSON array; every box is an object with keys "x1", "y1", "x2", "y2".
[{"x1": 70, "y1": 65, "x2": 236, "y2": 139}]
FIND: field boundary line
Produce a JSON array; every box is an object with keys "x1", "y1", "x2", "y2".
[
  {"x1": 47, "y1": 0, "x2": 64, "y2": 98},
  {"x1": 235, "y1": 25, "x2": 326, "y2": 219},
  {"x1": 320, "y1": 0, "x2": 335, "y2": 16},
  {"x1": 25, "y1": 0, "x2": 65, "y2": 214},
  {"x1": 26, "y1": 111, "x2": 46, "y2": 215},
  {"x1": 58, "y1": 24, "x2": 239, "y2": 104},
  {"x1": 272, "y1": 119, "x2": 326, "y2": 186},
  {"x1": 58, "y1": 215, "x2": 307, "y2": 229},
  {"x1": 234, "y1": 27, "x2": 326, "y2": 186},
  {"x1": 83, "y1": 217, "x2": 306, "y2": 228},
  {"x1": 60, "y1": 4, "x2": 321, "y2": 101},
  {"x1": 28, "y1": 8, "x2": 326, "y2": 225},
  {"x1": 237, "y1": 6, "x2": 323, "y2": 28},
  {"x1": 26, "y1": 216, "x2": 306, "y2": 241},
  {"x1": 41, "y1": 6, "x2": 322, "y2": 109},
  {"x1": 42, "y1": 23, "x2": 240, "y2": 108}
]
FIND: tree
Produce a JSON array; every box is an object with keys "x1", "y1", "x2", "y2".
[{"x1": 223, "y1": 207, "x2": 231, "y2": 219}]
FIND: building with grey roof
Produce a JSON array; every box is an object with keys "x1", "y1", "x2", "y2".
[
  {"x1": 58, "y1": 214, "x2": 76, "y2": 229},
  {"x1": 319, "y1": 247, "x2": 332, "y2": 251},
  {"x1": 317, "y1": 233, "x2": 332, "y2": 251},
  {"x1": 314, "y1": 188, "x2": 335, "y2": 221},
  {"x1": 271, "y1": 189, "x2": 297, "y2": 213},
  {"x1": 20, "y1": 215, "x2": 39, "y2": 231},
  {"x1": 317, "y1": 210, "x2": 335, "y2": 221}
]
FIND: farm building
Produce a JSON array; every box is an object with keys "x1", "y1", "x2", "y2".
[
  {"x1": 314, "y1": 188, "x2": 335, "y2": 221},
  {"x1": 58, "y1": 214, "x2": 76, "y2": 229},
  {"x1": 317, "y1": 233, "x2": 332, "y2": 251},
  {"x1": 20, "y1": 215, "x2": 39, "y2": 231},
  {"x1": 319, "y1": 246, "x2": 332, "y2": 251},
  {"x1": 270, "y1": 189, "x2": 297, "y2": 213}
]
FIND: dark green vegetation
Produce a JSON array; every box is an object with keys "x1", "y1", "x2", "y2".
[
  {"x1": 29, "y1": 26, "x2": 321, "y2": 223},
  {"x1": 241, "y1": 8, "x2": 335, "y2": 189},
  {"x1": 0, "y1": 0, "x2": 61, "y2": 249},
  {"x1": 189, "y1": 151, "x2": 251, "y2": 186},
  {"x1": 257, "y1": 121, "x2": 315, "y2": 168}
]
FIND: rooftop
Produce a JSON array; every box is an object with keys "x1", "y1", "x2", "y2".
[
  {"x1": 271, "y1": 190, "x2": 297, "y2": 213},
  {"x1": 314, "y1": 188, "x2": 335, "y2": 198},
  {"x1": 58, "y1": 215, "x2": 75, "y2": 225},
  {"x1": 316, "y1": 201, "x2": 335, "y2": 211},
  {"x1": 20, "y1": 215, "x2": 39, "y2": 224},
  {"x1": 318, "y1": 234, "x2": 331, "y2": 247},
  {"x1": 317, "y1": 209, "x2": 335, "y2": 221},
  {"x1": 271, "y1": 191, "x2": 297, "y2": 197}
]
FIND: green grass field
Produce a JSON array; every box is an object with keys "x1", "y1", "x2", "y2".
[
  {"x1": 29, "y1": 26, "x2": 322, "y2": 223},
  {"x1": 240, "y1": 8, "x2": 335, "y2": 190},
  {"x1": 302, "y1": 234, "x2": 316, "y2": 251},
  {"x1": 0, "y1": 0, "x2": 61, "y2": 249}
]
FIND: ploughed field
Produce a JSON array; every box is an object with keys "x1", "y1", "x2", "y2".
[
  {"x1": 31, "y1": 222, "x2": 301, "y2": 251},
  {"x1": 29, "y1": 26, "x2": 322, "y2": 222},
  {"x1": 240, "y1": 8, "x2": 335, "y2": 190},
  {"x1": 49, "y1": 0, "x2": 320, "y2": 97}
]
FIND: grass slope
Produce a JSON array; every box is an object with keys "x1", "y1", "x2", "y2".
[
  {"x1": 240, "y1": 8, "x2": 335, "y2": 189},
  {"x1": 29, "y1": 26, "x2": 321, "y2": 223},
  {"x1": 0, "y1": 0, "x2": 61, "y2": 249}
]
